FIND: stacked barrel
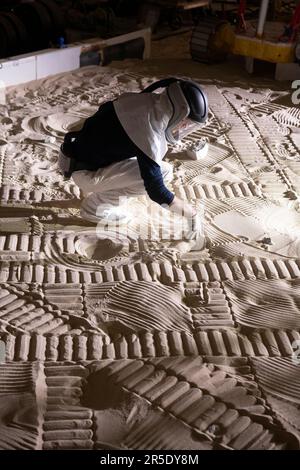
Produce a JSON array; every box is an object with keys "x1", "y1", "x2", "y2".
[{"x1": 0, "y1": 0, "x2": 65, "y2": 58}]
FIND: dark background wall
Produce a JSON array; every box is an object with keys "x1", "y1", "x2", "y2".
[{"x1": 0, "y1": 1, "x2": 298, "y2": 60}]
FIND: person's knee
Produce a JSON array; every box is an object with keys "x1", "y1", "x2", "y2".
[
  {"x1": 72, "y1": 170, "x2": 96, "y2": 196},
  {"x1": 161, "y1": 162, "x2": 173, "y2": 183},
  {"x1": 58, "y1": 150, "x2": 70, "y2": 175}
]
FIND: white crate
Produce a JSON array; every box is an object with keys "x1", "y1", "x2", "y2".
[
  {"x1": 0, "y1": 55, "x2": 36, "y2": 87},
  {"x1": 36, "y1": 46, "x2": 81, "y2": 79}
]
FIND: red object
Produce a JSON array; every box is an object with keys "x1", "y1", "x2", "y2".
[
  {"x1": 237, "y1": 0, "x2": 247, "y2": 32},
  {"x1": 238, "y1": 0, "x2": 246, "y2": 16},
  {"x1": 290, "y1": 2, "x2": 300, "y2": 30},
  {"x1": 279, "y1": 1, "x2": 300, "y2": 42}
]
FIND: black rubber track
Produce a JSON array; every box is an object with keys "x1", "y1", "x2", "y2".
[
  {"x1": 0, "y1": 14, "x2": 20, "y2": 57},
  {"x1": 0, "y1": 24, "x2": 8, "y2": 59},
  {"x1": 38, "y1": 0, "x2": 65, "y2": 36},
  {"x1": 1, "y1": 12, "x2": 30, "y2": 54},
  {"x1": 190, "y1": 18, "x2": 228, "y2": 64},
  {"x1": 15, "y1": 1, "x2": 53, "y2": 51}
]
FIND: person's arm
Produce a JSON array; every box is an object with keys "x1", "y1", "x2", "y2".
[
  {"x1": 137, "y1": 155, "x2": 175, "y2": 206},
  {"x1": 137, "y1": 155, "x2": 202, "y2": 240},
  {"x1": 137, "y1": 155, "x2": 196, "y2": 217}
]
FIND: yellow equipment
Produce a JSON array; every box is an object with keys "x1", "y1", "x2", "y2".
[{"x1": 191, "y1": 0, "x2": 300, "y2": 65}]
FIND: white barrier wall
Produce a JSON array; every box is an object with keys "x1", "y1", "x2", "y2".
[
  {"x1": 36, "y1": 46, "x2": 81, "y2": 79},
  {"x1": 0, "y1": 55, "x2": 36, "y2": 87},
  {"x1": 0, "y1": 28, "x2": 151, "y2": 88}
]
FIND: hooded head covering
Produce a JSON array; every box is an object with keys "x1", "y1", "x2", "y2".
[{"x1": 113, "y1": 77, "x2": 208, "y2": 166}]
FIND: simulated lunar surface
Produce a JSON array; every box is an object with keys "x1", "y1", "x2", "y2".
[{"x1": 1, "y1": 58, "x2": 300, "y2": 450}]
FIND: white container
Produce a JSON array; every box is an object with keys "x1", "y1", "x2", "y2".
[
  {"x1": 185, "y1": 141, "x2": 209, "y2": 160},
  {"x1": 0, "y1": 55, "x2": 36, "y2": 87},
  {"x1": 36, "y1": 46, "x2": 81, "y2": 79}
]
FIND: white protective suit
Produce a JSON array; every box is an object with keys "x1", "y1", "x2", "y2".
[
  {"x1": 113, "y1": 89, "x2": 173, "y2": 165},
  {"x1": 66, "y1": 89, "x2": 175, "y2": 222}
]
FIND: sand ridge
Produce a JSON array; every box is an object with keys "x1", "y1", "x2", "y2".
[{"x1": 0, "y1": 59, "x2": 300, "y2": 449}]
